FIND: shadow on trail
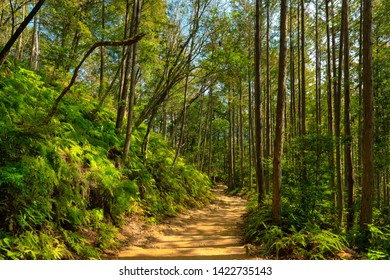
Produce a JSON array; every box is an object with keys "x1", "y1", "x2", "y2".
[{"x1": 110, "y1": 185, "x2": 253, "y2": 260}]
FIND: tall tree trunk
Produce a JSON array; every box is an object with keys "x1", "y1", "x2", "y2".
[
  {"x1": 297, "y1": 0, "x2": 301, "y2": 134},
  {"x1": 122, "y1": 0, "x2": 143, "y2": 162},
  {"x1": 0, "y1": 0, "x2": 46, "y2": 67},
  {"x1": 360, "y1": 0, "x2": 374, "y2": 230},
  {"x1": 247, "y1": 45, "x2": 254, "y2": 191},
  {"x1": 239, "y1": 80, "x2": 245, "y2": 188},
  {"x1": 196, "y1": 93, "x2": 204, "y2": 167},
  {"x1": 115, "y1": 0, "x2": 132, "y2": 134},
  {"x1": 228, "y1": 91, "x2": 236, "y2": 190},
  {"x1": 265, "y1": 0, "x2": 271, "y2": 194},
  {"x1": 272, "y1": 0, "x2": 288, "y2": 225},
  {"x1": 336, "y1": 0, "x2": 344, "y2": 227},
  {"x1": 200, "y1": 99, "x2": 210, "y2": 172},
  {"x1": 315, "y1": 0, "x2": 321, "y2": 185},
  {"x1": 254, "y1": 0, "x2": 265, "y2": 203},
  {"x1": 30, "y1": 1, "x2": 40, "y2": 70},
  {"x1": 325, "y1": 0, "x2": 335, "y2": 210},
  {"x1": 173, "y1": 70, "x2": 190, "y2": 166},
  {"x1": 208, "y1": 84, "x2": 214, "y2": 176},
  {"x1": 248, "y1": 78, "x2": 254, "y2": 191},
  {"x1": 289, "y1": 3, "x2": 296, "y2": 141},
  {"x1": 16, "y1": 5, "x2": 26, "y2": 61},
  {"x1": 342, "y1": 0, "x2": 355, "y2": 231},
  {"x1": 331, "y1": 0, "x2": 338, "y2": 217},
  {"x1": 173, "y1": 1, "x2": 200, "y2": 166},
  {"x1": 300, "y1": 0, "x2": 306, "y2": 136},
  {"x1": 357, "y1": 0, "x2": 363, "y2": 190},
  {"x1": 315, "y1": 0, "x2": 321, "y2": 131}
]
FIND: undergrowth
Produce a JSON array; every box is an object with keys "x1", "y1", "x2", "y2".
[
  {"x1": 243, "y1": 196, "x2": 350, "y2": 260},
  {"x1": 244, "y1": 195, "x2": 390, "y2": 260},
  {"x1": 0, "y1": 65, "x2": 213, "y2": 259}
]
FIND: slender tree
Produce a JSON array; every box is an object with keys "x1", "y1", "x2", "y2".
[
  {"x1": 254, "y1": 0, "x2": 265, "y2": 203},
  {"x1": 325, "y1": 0, "x2": 335, "y2": 210},
  {"x1": 272, "y1": 0, "x2": 288, "y2": 225},
  {"x1": 342, "y1": 0, "x2": 355, "y2": 230},
  {"x1": 122, "y1": 0, "x2": 143, "y2": 163}
]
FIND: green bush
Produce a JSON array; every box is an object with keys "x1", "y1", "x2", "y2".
[
  {"x1": 244, "y1": 196, "x2": 349, "y2": 259},
  {"x1": 0, "y1": 65, "x2": 213, "y2": 259}
]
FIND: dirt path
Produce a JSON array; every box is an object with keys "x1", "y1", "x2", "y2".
[{"x1": 110, "y1": 185, "x2": 252, "y2": 260}]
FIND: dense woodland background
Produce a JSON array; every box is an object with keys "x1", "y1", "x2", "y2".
[{"x1": 0, "y1": 0, "x2": 389, "y2": 259}]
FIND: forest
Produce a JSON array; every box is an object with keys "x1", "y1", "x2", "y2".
[{"x1": 0, "y1": 0, "x2": 389, "y2": 260}]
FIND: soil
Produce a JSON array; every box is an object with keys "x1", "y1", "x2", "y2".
[{"x1": 105, "y1": 184, "x2": 258, "y2": 260}]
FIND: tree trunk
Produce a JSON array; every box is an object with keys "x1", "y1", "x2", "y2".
[
  {"x1": 360, "y1": 0, "x2": 374, "y2": 230},
  {"x1": 342, "y1": 0, "x2": 355, "y2": 231},
  {"x1": 115, "y1": 0, "x2": 132, "y2": 134},
  {"x1": 265, "y1": 0, "x2": 271, "y2": 194},
  {"x1": 336, "y1": 0, "x2": 344, "y2": 227},
  {"x1": 0, "y1": 0, "x2": 46, "y2": 67},
  {"x1": 228, "y1": 92, "x2": 235, "y2": 190},
  {"x1": 357, "y1": 0, "x2": 364, "y2": 190},
  {"x1": 272, "y1": 0, "x2": 288, "y2": 226},
  {"x1": 300, "y1": 0, "x2": 306, "y2": 137},
  {"x1": 331, "y1": 0, "x2": 338, "y2": 216},
  {"x1": 122, "y1": 0, "x2": 143, "y2": 163},
  {"x1": 30, "y1": 1, "x2": 40, "y2": 70},
  {"x1": 239, "y1": 80, "x2": 245, "y2": 188},
  {"x1": 325, "y1": 0, "x2": 335, "y2": 210},
  {"x1": 254, "y1": 0, "x2": 265, "y2": 203},
  {"x1": 16, "y1": 5, "x2": 27, "y2": 61},
  {"x1": 173, "y1": 0, "x2": 201, "y2": 166},
  {"x1": 289, "y1": 3, "x2": 296, "y2": 141},
  {"x1": 207, "y1": 84, "x2": 214, "y2": 176}
]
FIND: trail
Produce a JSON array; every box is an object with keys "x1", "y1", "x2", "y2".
[{"x1": 111, "y1": 185, "x2": 253, "y2": 260}]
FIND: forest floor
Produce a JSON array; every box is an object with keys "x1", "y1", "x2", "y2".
[{"x1": 106, "y1": 185, "x2": 258, "y2": 260}]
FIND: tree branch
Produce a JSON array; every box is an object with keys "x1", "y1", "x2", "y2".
[{"x1": 42, "y1": 33, "x2": 145, "y2": 125}]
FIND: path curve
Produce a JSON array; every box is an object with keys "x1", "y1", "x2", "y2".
[{"x1": 111, "y1": 185, "x2": 251, "y2": 260}]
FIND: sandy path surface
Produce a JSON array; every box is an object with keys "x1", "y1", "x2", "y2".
[{"x1": 109, "y1": 185, "x2": 251, "y2": 260}]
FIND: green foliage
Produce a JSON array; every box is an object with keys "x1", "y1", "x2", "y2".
[
  {"x1": 127, "y1": 128, "x2": 213, "y2": 222},
  {"x1": 0, "y1": 230, "x2": 72, "y2": 260},
  {"x1": 282, "y1": 133, "x2": 335, "y2": 227},
  {"x1": 366, "y1": 230, "x2": 389, "y2": 259},
  {"x1": 0, "y1": 65, "x2": 213, "y2": 259},
  {"x1": 244, "y1": 195, "x2": 349, "y2": 260}
]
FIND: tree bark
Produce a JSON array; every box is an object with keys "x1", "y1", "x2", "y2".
[
  {"x1": 239, "y1": 80, "x2": 245, "y2": 188},
  {"x1": 254, "y1": 0, "x2": 265, "y2": 203},
  {"x1": 265, "y1": 0, "x2": 271, "y2": 194},
  {"x1": 272, "y1": 0, "x2": 288, "y2": 225},
  {"x1": 228, "y1": 91, "x2": 236, "y2": 190},
  {"x1": 325, "y1": 0, "x2": 335, "y2": 210},
  {"x1": 336, "y1": 0, "x2": 345, "y2": 227},
  {"x1": 342, "y1": 0, "x2": 355, "y2": 231},
  {"x1": 360, "y1": 0, "x2": 374, "y2": 230}
]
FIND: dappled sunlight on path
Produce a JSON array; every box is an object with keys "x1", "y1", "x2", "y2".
[{"x1": 110, "y1": 185, "x2": 255, "y2": 260}]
